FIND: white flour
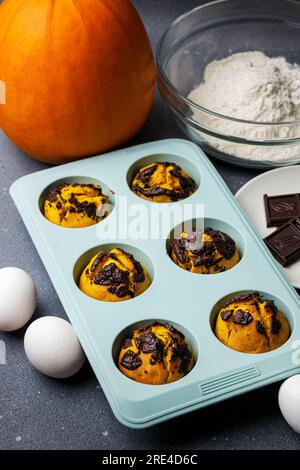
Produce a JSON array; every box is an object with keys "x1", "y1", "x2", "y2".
[{"x1": 188, "y1": 51, "x2": 300, "y2": 162}]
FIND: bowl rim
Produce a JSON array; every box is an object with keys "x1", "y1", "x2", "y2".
[{"x1": 157, "y1": 0, "x2": 300, "y2": 127}]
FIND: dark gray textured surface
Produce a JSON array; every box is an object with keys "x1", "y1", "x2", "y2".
[{"x1": 0, "y1": 0, "x2": 299, "y2": 450}]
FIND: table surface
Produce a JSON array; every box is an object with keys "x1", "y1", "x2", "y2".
[{"x1": 0, "y1": 0, "x2": 299, "y2": 451}]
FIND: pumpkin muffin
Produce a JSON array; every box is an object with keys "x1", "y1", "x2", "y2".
[
  {"x1": 171, "y1": 227, "x2": 240, "y2": 274},
  {"x1": 214, "y1": 292, "x2": 290, "y2": 354},
  {"x1": 44, "y1": 183, "x2": 110, "y2": 228},
  {"x1": 118, "y1": 322, "x2": 195, "y2": 385},
  {"x1": 79, "y1": 248, "x2": 151, "y2": 302},
  {"x1": 131, "y1": 162, "x2": 196, "y2": 202}
]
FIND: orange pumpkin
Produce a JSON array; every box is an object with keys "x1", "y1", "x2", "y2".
[{"x1": 0, "y1": 0, "x2": 155, "y2": 164}]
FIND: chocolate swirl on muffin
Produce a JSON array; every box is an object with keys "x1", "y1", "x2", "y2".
[
  {"x1": 118, "y1": 322, "x2": 195, "y2": 385},
  {"x1": 215, "y1": 292, "x2": 290, "y2": 354},
  {"x1": 79, "y1": 248, "x2": 151, "y2": 302},
  {"x1": 44, "y1": 182, "x2": 109, "y2": 228},
  {"x1": 131, "y1": 162, "x2": 196, "y2": 202},
  {"x1": 171, "y1": 227, "x2": 240, "y2": 274}
]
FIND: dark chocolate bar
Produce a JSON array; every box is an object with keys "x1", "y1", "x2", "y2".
[
  {"x1": 264, "y1": 193, "x2": 300, "y2": 227},
  {"x1": 264, "y1": 217, "x2": 300, "y2": 267}
]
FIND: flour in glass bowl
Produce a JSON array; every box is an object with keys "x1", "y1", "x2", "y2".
[{"x1": 188, "y1": 51, "x2": 300, "y2": 162}]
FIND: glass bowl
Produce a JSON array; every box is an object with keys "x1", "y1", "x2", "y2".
[{"x1": 157, "y1": 0, "x2": 300, "y2": 169}]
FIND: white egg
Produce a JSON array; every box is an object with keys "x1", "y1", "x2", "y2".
[
  {"x1": 278, "y1": 374, "x2": 300, "y2": 433},
  {"x1": 24, "y1": 316, "x2": 85, "y2": 378},
  {"x1": 0, "y1": 267, "x2": 37, "y2": 332}
]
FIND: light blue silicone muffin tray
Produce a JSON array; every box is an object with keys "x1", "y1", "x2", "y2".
[{"x1": 10, "y1": 139, "x2": 300, "y2": 428}]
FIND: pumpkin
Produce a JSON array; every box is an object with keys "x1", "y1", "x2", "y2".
[{"x1": 0, "y1": 0, "x2": 155, "y2": 164}]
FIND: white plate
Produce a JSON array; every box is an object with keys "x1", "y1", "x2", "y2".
[{"x1": 235, "y1": 166, "x2": 300, "y2": 289}]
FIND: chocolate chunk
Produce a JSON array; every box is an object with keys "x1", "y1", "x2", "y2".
[
  {"x1": 109, "y1": 248, "x2": 145, "y2": 284},
  {"x1": 69, "y1": 196, "x2": 77, "y2": 205},
  {"x1": 172, "y1": 227, "x2": 236, "y2": 269},
  {"x1": 108, "y1": 252, "x2": 119, "y2": 262},
  {"x1": 136, "y1": 332, "x2": 163, "y2": 354},
  {"x1": 94, "y1": 263, "x2": 129, "y2": 286},
  {"x1": 46, "y1": 186, "x2": 62, "y2": 203},
  {"x1": 132, "y1": 184, "x2": 183, "y2": 201},
  {"x1": 265, "y1": 299, "x2": 281, "y2": 334},
  {"x1": 90, "y1": 252, "x2": 106, "y2": 272},
  {"x1": 168, "y1": 163, "x2": 182, "y2": 178},
  {"x1": 256, "y1": 320, "x2": 266, "y2": 335},
  {"x1": 205, "y1": 227, "x2": 236, "y2": 260},
  {"x1": 265, "y1": 300, "x2": 278, "y2": 316},
  {"x1": 193, "y1": 242, "x2": 217, "y2": 268},
  {"x1": 114, "y1": 285, "x2": 133, "y2": 298},
  {"x1": 169, "y1": 164, "x2": 196, "y2": 194},
  {"x1": 179, "y1": 175, "x2": 195, "y2": 191},
  {"x1": 137, "y1": 164, "x2": 158, "y2": 183},
  {"x1": 264, "y1": 194, "x2": 300, "y2": 227},
  {"x1": 221, "y1": 292, "x2": 259, "y2": 309},
  {"x1": 150, "y1": 349, "x2": 163, "y2": 365},
  {"x1": 135, "y1": 331, "x2": 164, "y2": 365},
  {"x1": 171, "y1": 239, "x2": 187, "y2": 264},
  {"x1": 233, "y1": 309, "x2": 253, "y2": 325},
  {"x1": 67, "y1": 192, "x2": 98, "y2": 220},
  {"x1": 171, "y1": 342, "x2": 192, "y2": 374},
  {"x1": 271, "y1": 316, "x2": 282, "y2": 335},
  {"x1": 76, "y1": 201, "x2": 97, "y2": 219},
  {"x1": 120, "y1": 350, "x2": 142, "y2": 370},
  {"x1": 214, "y1": 265, "x2": 225, "y2": 273},
  {"x1": 123, "y1": 338, "x2": 133, "y2": 349},
  {"x1": 93, "y1": 254, "x2": 137, "y2": 298},
  {"x1": 134, "y1": 337, "x2": 141, "y2": 349},
  {"x1": 84, "y1": 202, "x2": 97, "y2": 219},
  {"x1": 221, "y1": 309, "x2": 234, "y2": 321},
  {"x1": 132, "y1": 258, "x2": 145, "y2": 284},
  {"x1": 264, "y1": 217, "x2": 300, "y2": 267},
  {"x1": 131, "y1": 257, "x2": 143, "y2": 273},
  {"x1": 132, "y1": 162, "x2": 196, "y2": 201},
  {"x1": 141, "y1": 332, "x2": 159, "y2": 353},
  {"x1": 140, "y1": 333, "x2": 157, "y2": 353},
  {"x1": 133, "y1": 270, "x2": 145, "y2": 283}
]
